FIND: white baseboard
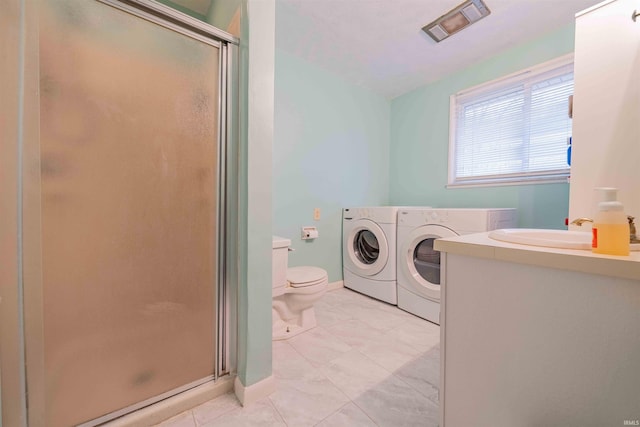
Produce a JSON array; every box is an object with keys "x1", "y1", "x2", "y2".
[
  {"x1": 327, "y1": 280, "x2": 344, "y2": 291},
  {"x1": 234, "y1": 375, "x2": 276, "y2": 406}
]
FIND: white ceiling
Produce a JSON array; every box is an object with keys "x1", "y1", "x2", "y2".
[{"x1": 275, "y1": 0, "x2": 601, "y2": 99}]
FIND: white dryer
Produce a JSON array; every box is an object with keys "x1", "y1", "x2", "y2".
[
  {"x1": 396, "y1": 208, "x2": 517, "y2": 324},
  {"x1": 342, "y1": 206, "x2": 400, "y2": 304}
]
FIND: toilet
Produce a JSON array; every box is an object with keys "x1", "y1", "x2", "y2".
[{"x1": 272, "y1": 236, "x2": 328, "y2": 340}]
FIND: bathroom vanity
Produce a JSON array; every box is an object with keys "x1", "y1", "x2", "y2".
[{"x1": 435, "y1": 233, "x2": 640, "y2": 426}]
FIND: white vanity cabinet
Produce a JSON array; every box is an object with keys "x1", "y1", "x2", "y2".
[
  {"x1": 435, "y1": 233, "x2": 640, "y2": 426},
  {"x1": 569, "y1": 0, "x2": 640, "y2": 223}
]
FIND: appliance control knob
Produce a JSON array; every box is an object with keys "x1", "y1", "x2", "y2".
[{"x1": 429, "y1": 212, "x2": 439, "y2": 222}]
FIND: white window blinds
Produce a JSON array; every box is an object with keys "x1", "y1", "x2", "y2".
[{"x1": 449, "y1": 58, "x2": 573, "y2": 186}]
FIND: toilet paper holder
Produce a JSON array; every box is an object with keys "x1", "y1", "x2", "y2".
[{"x1": 301, "y1": 226, "x2": 319, "y2": 240}]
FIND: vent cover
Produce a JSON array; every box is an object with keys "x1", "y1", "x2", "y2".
[{"x1": 422, "y1": 0, "x2": 491, "y2": 43}]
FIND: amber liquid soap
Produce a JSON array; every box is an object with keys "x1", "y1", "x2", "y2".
[
  {"x1": 591, "y1": 188, "x2": 630, "y2": 256},
  {"x1": 592, "y1": 223, "x2": 630, "y2": 256}
]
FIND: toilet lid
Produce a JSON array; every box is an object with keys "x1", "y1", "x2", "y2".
[{"x1": 287, "y1": 266, "x2": 327, "y2": 288}]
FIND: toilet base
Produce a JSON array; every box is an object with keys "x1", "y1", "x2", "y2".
[{"x1": 272, "y1": 306, "x2": 318, "y2": 341}]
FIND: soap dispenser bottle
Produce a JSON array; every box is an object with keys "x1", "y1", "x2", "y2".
[{"x1": 592, "y1": 187, "x2": 630, "y2": 256}]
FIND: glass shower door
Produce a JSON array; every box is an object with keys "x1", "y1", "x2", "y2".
[{"x1": 39, "y1": 1, "x2": 220, "y2": 425}]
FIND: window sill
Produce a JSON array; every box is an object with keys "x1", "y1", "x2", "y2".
[{"x1": 447, "y1": 176, "x2": 570, "y2": 189}]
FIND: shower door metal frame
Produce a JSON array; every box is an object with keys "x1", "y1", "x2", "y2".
[{"x1": 1, "y1": 1, "x2": 240, "y2": 425}]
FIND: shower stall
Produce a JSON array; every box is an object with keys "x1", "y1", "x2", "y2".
[{"x1": 1, "y1": 0, "x2": 239, "y2": 425}]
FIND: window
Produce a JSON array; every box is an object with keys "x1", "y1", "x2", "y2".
[{"x1": 449, "y1": 55, "x2": 573, "y2": 187}]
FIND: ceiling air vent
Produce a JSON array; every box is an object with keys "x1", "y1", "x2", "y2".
[{"x1": 422, "y1": 0, "x2": 491, "y2": 43}]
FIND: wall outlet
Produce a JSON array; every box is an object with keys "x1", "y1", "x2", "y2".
[{"x1": 313, "y1": 208, "x2": 321, "y2": 221}]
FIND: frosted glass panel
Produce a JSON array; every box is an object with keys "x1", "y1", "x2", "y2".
[{"x1": 39, "y1": 1, "x2": 219, "y2": 425}]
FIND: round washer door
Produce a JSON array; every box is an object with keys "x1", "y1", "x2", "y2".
[
  {"x1": 343, "y1": 218, "x2": 389, "y2": 276},
  {"x1": 399, "y1": 224, "x2": 458, "y2": 300}
]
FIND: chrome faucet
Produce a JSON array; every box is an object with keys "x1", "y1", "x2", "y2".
[
  {"x1": 570, "y1": 217, "x2": 593, "y2": 226},
  {"x1": 629, "y1": 216, "x2": 638, "y2": 243},
  {"x1": 570, "y1": 216, "x2": 639, "y2": 243}
]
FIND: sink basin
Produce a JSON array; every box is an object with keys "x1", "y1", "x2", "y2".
[
  {"x1": 489, "y1": 228, "x2": 640, "y2": 251},
  {"x1": 489, "y1": 228, "x2": 592, "y2": 250}
]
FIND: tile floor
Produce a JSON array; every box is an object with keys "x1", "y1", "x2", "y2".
[{"x1": 156, "y1": 287, "x2": 440, "y2": 427}]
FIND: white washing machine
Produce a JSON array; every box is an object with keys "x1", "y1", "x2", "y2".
[
  {"x1": 396, "y1": 208, "x2": 517, "y2": 324},
  {"x1": 342, "y1": 206, "x2": 400, "y2": 304}
]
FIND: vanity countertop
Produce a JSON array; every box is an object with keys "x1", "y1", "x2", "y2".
[{"x1": 434, "y1": 231, "x2": 640, "y2": 281}]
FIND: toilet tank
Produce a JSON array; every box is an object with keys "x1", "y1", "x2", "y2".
[{"x1": 272, "y1": 236, "x2": 291, "y2": 291}]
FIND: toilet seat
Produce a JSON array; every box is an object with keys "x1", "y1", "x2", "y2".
[{"x1": 287, "y1": 266, "x2": 328, "y2": 288}]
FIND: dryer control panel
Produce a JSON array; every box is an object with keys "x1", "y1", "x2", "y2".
[
  {"x1": 398, "y1": 208, "x2": 517, "y2": 233},
  {"x1": 343, "y1": 207, "x2": 399, "y2": 224}
]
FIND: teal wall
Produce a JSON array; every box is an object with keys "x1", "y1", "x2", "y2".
[
  {"x1": 389, "y1": 25, "x2": 576, "y2": 229},
  {"x1": 154, "y1": 0, "x2": 209, "y2": 21},
  {"x1": 206, "y1": 0, "x2": 241, "y2": 33},
  {"x1": 273, "y1": 49, "x2": 390, "y2": 283},
  {"x1": 236, "y1": 0, "x2": 274, "y2": 388},
  {"x1": 154, "y1": 0, "x2": 240, "y2": 35}
]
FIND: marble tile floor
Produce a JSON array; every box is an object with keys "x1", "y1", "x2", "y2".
[{"x1": 156, "y1": 287, "x2": 440, "y2": 427}]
